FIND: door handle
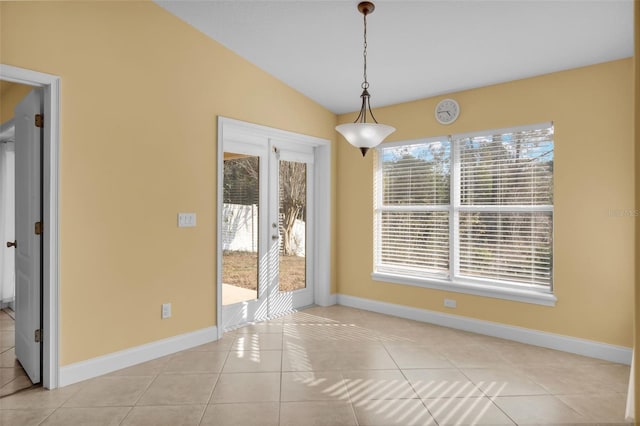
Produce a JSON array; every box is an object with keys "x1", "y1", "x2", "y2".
[
  {"x1": 6, "y1": 241, "x2": 16, "y2": 248},
  {"x1": 272, "y1": 235, "x2": 279, "y2": 240}
]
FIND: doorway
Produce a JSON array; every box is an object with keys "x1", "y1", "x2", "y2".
[
  {"x1": 0, "y1": 85, "x2": 44, "y2": 394},
  {"x1": 0, "y1": 115, "x2": 17, "y2": 313},
  {"x1": 0, "y1": 64, "x2": 61, "y2": 389},
  {"x1": 217, "y1": 117, "x2": 332, "y2": 333}
]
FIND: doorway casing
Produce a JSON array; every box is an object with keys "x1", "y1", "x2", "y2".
[
  {"x1": 216, "y1": 117, "x2": 334, "y2": 336},
  {"x1": 0, "y1": 64, "x2": 60, "y2": 389}
]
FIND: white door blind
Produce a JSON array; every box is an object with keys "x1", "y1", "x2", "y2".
[{"x1": 375, "y1": 124, "x2": 554, "y2": 293}]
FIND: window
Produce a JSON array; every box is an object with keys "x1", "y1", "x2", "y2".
[{"x1": 373, "y1": 123, "x2": 555, "y2": 305}]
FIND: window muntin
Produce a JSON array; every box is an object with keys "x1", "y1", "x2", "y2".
[{"x1": 375, "y1": 124, "x2": 554, "y2": 294}]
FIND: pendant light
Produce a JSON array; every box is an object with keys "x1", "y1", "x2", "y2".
[{"x1": 336, "y1": 1, "x2": 395, "y2": 157}]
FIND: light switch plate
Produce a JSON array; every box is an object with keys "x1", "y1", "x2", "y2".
[
  {"x1": 178, "y1": 213, "x2": 196, "y2": 227},
  {"x1": 162, "y1": 303, "x2": 171, "y2": 319}
]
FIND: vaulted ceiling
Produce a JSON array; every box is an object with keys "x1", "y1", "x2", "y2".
[{"x1": 156, "y1": 1, "x2": 634, "y2": 114}]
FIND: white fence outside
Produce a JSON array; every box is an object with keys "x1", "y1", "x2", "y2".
[{"x1": 222, "y1": 203, "x2": 305, "y2": 256}]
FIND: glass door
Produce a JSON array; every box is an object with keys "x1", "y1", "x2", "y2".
[
  {"x1": 222, "y1": 153, "x2": 261, "y2": 306},
  {"x1": 268, "y1": 142, "x2": 315, "y2": 315},
  {"x1": 221, "y1": 139, "x2": 269, "y2": 330},
  {"x1": 221, "y1": 137, "x2": 314, "y2": 330}
]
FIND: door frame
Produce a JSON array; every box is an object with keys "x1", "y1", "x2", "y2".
[
  {"x1": 0, "y1": 64, "x2": 60, "y2": 389},
  {"x1": 216, "y1": 117, "x2": 332, "y2": 337}
]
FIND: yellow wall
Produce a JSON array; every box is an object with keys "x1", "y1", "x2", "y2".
[
  {"x1": 0, "y1": 1, "x2": 337, "y2": 365},
  {"x1": 634, "y1": 0, "x2": 639, "y2": 417},
  {"x1": 0, "y1": 81, "x2": 33, "y2": 123},
  {"x1": 338, "y1": 59, "x2": 634, "y2": 348}
]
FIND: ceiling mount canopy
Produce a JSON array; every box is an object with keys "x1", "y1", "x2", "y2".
[
  {"x1": 335, "y1": 1, "x2": 396, "y2": 157},
  {"x1": 357, "y1": 1, "x2": 375, "y2": 15}
]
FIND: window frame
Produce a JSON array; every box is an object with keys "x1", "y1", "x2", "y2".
[{"x1": 372, "y1": 123, "x2": 556, "y2": 307}]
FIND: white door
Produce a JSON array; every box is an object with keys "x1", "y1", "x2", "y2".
[
  {"x1": 267, "y1": 140, "x2": 314, "y2": 313},
  {"x1": 221, "y1": 137, "x2": 270, "y2": 329},
  {"x1": 220, "y1": 133, "x2": 315, "y2": 331},
  {"x1": 13, "y1": 90, "x2": 42, "y2": 384}
]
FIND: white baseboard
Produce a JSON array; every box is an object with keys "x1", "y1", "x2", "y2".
[
  {"x1": 59, "y1": 326, "x2": 218, "y2": 387},
  {"x1": 337, "y1": 294, "x2": 632, "y2": 365},
  {"x1": 316, "y1": 293, "x2": 337, "y2": 307},
  {"x1": 0, "y1": 299, "x2": 15, "y2": 310}
]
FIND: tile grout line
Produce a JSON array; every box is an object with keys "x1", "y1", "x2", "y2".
[
  {"x1": 456, "y1": 366, "x2": 521, "y2": 425},
  {"x1": 115, "y1": 406, "x2": 134, "y2": 426},
  {"x1": 382, "y1": 337, "x2": 440, "y2": 424}
]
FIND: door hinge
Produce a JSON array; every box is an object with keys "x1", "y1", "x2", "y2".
[
  {"x1": 35, "y1": 221, "x2": 43, "y2": 235},
  {"x1": 34, "y1": 329, "x2": 42, "y2": 343},
  {"x1": 35, "y1": 114, "x2": 44, "y2": 128}
]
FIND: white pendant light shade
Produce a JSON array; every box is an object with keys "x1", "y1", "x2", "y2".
[{"x1": 336, "y1": 122, "x2": 396, "y2": 156}]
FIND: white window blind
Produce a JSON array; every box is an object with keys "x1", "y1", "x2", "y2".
[
  {"x1": 376, "y1": 139, "x2": 451, "y2": 278},
  {"x1": 375, "y1": 124, "x2": 554, "y2": 295}
]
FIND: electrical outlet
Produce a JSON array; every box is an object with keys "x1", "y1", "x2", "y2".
[
  {"x1": 162, "y1": 303, "x2": 172, "y2": 319},
  {"x1": 444, "y1": 299, "x2": 457, "y2": 308},
  {"x1": 178, "y1": 213, "x2": 196, "y2": 228}
]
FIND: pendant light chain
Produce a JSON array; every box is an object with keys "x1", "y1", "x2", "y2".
[{"x1": 362, "y1": 12, "x2": 369, "y2": 89}]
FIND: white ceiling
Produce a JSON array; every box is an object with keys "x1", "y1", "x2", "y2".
[{"x1": 155, "y1": 0, "x2": 634, "y2": 114}]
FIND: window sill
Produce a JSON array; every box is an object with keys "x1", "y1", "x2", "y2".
[{"x1": 371, "y1": 272, "x2": 557, "y2": 307}]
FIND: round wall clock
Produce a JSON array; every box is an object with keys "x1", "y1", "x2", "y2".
[{"x1": 435, "y1": 98, "x2": 460, "y2": 125}]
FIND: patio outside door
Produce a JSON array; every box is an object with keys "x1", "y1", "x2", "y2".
[{"x1": 221, "y1": 135, "x2": 314, "y2": 331}]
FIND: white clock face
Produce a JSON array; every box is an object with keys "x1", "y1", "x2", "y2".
[{"x1": 435, "y1": 99, "x2": 460, "y2": 124}]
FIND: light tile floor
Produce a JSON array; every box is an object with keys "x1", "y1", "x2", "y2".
[
  {"x1": 0, "y1": 309, "x2": 34, "y2": 398},
  {"x1": 0, "y1": 305, "x2": 633, "y2": 425}
]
